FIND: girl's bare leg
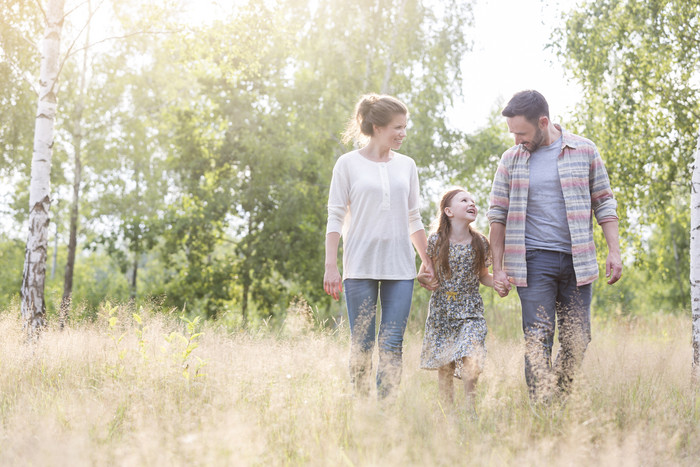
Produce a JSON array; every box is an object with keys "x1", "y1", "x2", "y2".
[
  {"x1": 437, "y1": 362, "x2": 456, "y2": 406},
  {"x1": 461, "y1": 357, "x2": 481, "y2": 414}
]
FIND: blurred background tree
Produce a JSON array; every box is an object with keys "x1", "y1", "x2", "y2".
[
  {"x1": 553, "y1": 0, "x2": 699, "y2": 315},
  {"x1": 0, "y1": 0, "x2": 696, "y2": 327}
]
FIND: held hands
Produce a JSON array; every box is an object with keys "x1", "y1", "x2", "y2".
[
  {"x1": 417, "y1": 262, "x2": 439, "y2": 291},
  {"x1": 493, "y1": 270, "x2": 514, "y2": 298},
  {"x1": 323, "y1": 265, "x2": 343, "y2": 301}
]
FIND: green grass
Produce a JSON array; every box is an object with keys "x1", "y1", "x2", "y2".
[{"x1": 0, "y1": 301, "x2": 697, "y2": 466}]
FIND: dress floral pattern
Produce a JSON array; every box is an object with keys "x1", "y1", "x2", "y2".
[{"x1": 420, "y1": 233, "x2": 490, "y2": 378}]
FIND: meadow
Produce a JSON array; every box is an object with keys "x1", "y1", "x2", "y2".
[{"x1": 0, "y1": 300, "x2": 698, "y2": 466}]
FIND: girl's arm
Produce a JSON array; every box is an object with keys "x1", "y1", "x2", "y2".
[
  {"x1": 481, "y1": 265, "x2": 511, "y2": 296},
  {"x1": 479, "y1": 266, "x2": 494, "y2": 288}
]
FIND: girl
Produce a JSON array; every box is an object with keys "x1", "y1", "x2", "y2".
[
  {"x1": 418, "y1": 188, "x2": 505, "y2": 411},
  {"x1": 324, "y1": 94, "x2": 434, "y2": 399}
]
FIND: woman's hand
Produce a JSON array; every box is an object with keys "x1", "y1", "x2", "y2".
[{"x1": 324, "y1": 265, "x2": 343, "y2": 301}]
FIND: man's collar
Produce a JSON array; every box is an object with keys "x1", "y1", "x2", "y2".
[{"x1": 554, "y1": 123, "x2": 578, "y2": 149}]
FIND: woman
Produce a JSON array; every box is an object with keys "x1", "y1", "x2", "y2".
[{"x1": 324, "y1": 93, "x2": 434, "y2": 399}]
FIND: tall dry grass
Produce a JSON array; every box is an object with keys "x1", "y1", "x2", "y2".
[{"x1": 0, "y1": 300, "x2": 698, "y2": 466}]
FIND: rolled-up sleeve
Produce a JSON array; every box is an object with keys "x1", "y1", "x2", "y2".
[
  {"x1": 589, "y1": 149, "x2": 618, "y2": 224},
  {"x1": 407, "y1": 161, "x2": 424, "y2": 234},
  {"x1": 326, "y1": 164, "x2": 349, "y2": 235},
  {"x1": 487, "y1": 159, "x2": 510, "y2": 225}
]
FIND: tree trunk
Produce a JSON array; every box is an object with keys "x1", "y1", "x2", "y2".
[
  {"x1": 21, "y1": 0, "x2": 66, "y2": 337},
  {"x1": 130, "y1": 237, "x2": 139, "y2": 300},
  {"x1": 691, "y1": 131, "x2": 700, "y2": 385},
  {"x1": 241, "y1": 280, "x2": 249, "y2": 326},
  {"x1": 129, "y1": 163, "x2": 141, "y2": 301},
  {"x1": 60, "y1": 146, "x2": 80, "y2": 327},
  {"x1": 61, "y1": 2, "x2": 90, "y2": 328},
  {"x1": 51, "y1": 200, "x2": 59, "y2": 280}
]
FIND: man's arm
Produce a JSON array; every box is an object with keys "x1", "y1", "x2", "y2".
[
  {"x1": 600, "y1": 219, "x2": 622, "y2": 284},
  {"x1": 489, "y1": 222, "x2": 510, "y2": 295}
]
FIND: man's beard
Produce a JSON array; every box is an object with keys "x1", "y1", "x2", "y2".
[{"x1": 524, "y1": 127, "x2": 545, "y2": 153}]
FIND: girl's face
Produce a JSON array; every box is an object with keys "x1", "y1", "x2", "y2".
[
  {"x1": 373, "y1": 113, "x2": 407, "y2": 150},
  {"x1": 445, "y1": 191, "x2": 477, "y2": 224}
]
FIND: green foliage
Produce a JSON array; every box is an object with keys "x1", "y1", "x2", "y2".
[
  {"x1": 0, "y1": 0, "x2": 40, "y2": 173},
  {"x1": 0, "y1": 0, "x2": 475, "y2": 323},
  {"x1": 7, "y1": 0, "x2": 693, "y2": 325},
  {"x1": 164, "y1": 315, "x2": 207, "y2": 381},
  {"x1": 554, "y1": 0, "x2": 700, "y2": 314},
  {"x1": 0, "y1": 236, "x2": 25, "y2": 309},
  {"x1": 143, "y1": 0, "x2": 475, "y2": 321}
]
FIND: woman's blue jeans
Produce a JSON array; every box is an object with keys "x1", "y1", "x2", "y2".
[{"x1": 344, "y1": 279, "x2": 414, "y2": 399}]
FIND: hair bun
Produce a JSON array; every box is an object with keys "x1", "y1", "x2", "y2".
[{"x1": 341, "y1": 94, "x2": 408, "y2": 145}]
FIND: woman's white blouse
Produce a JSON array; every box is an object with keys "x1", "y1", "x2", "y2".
[{"x1": 326, "y1": 150, "x2": 424, "y2": 280}]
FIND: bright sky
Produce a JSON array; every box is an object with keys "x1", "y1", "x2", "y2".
[
  {"x1": 449, "y1": 0, "x2": 583, "y2": 133},
  {"x1": 180, "y1": 0, "x2": 583, "y2": 135}
]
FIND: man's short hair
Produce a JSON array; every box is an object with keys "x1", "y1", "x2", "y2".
[{"x1": 502, "y1": 90, "x2": 549, "y2": 125}]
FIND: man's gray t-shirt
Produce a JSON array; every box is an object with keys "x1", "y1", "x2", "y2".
[{"x1": 525, "y1": 136, "x2": 573, "y2": 253}]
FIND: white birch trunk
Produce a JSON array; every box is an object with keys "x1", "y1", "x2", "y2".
[
  {"x1": 691, "y1": 131, "x2": 700, "y2": 384},
  {"x1": 21, "y1": 0, "x2": 66, "y2": 336}
]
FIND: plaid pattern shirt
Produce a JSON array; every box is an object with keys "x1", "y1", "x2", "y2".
[{"x1": 487, "y1": 125, "x2": 618, "y2": 287}]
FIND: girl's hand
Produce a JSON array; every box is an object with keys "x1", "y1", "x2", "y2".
[{"x1": 324, "y1": 266, "x2": 343, "y2": 301}]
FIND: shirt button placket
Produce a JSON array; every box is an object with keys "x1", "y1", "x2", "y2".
[{"x1": 379, "y1": 163, "x2": 390, "y2": 210}]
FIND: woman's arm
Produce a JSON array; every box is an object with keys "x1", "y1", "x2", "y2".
[
  {"x1": 411, "y1": 229, "x2": 435, "y2": 279},
  {"x1": 323, "y1": 232, "x2": 342, "y2": 301},
  {"x1": 410, "y1": 229, "x2": 430, "y2": 264},
  {"x1": 412, "y1": 230, "x2": 439, "y2": 290}
]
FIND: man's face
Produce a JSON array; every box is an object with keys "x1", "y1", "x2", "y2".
[{"x1": 506, "y1": 115, "x2": 545, "y2": 153}]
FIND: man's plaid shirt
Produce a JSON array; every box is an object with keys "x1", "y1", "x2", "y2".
[{"x1": 487, "y1": 125, "x2": 618, "y2": 287}]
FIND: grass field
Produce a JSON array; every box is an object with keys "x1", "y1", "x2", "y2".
[{"x1": 0, "y1": 300, "x2": 698, "y2": 466}]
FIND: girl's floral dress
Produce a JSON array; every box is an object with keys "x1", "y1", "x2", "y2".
[{"x1": 420, "y1": 233, "x2": 489, "y2": 377}]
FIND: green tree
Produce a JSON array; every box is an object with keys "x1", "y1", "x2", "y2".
[
  {"x1": 0, "y1": 0, "x2": 41, "y2": 174},
  {"x1": 554, "y1": 0, "x2": 700, "y2": 312},
  {"x1": 228, "y1": 0, "x2": 473, "y2": 321},
  {"x1": 144, "y1": 0, "x2": 475, "y2": 322}
]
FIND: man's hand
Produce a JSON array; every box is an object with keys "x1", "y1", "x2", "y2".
[
  {"x1": 601, "y1": 220, "x2": 622, "y2": 285},
  {"x1": 606, "y1": 252, "x2": 622, "y2": 285},
  {"x1": 493, "y1": 281, "x2": 507, "y2": 297}
]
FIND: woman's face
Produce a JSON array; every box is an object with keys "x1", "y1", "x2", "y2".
[{"x1": 373, "y1": 113, "x2": 407, "y2": 150}]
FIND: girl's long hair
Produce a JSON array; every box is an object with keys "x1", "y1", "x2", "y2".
[{"x1": 431, "y1": 188, "x2": 490, "y2": 280}]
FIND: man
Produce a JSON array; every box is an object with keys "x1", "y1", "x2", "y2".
[{"x1": 487, "y1": 90, "x2": 622, "y2": 401}]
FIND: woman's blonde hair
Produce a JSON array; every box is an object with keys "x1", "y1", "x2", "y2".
[{"x1": 341, "y1": 94, "x2": 408, "y2": 145}]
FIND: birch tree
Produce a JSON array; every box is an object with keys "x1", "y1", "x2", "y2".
[
  {"x1": 691, "y1": 132, "x2": 700, "y2": 384},
  {"x1": 21, "y1": 0, "x2": 65, "y2": 335}
]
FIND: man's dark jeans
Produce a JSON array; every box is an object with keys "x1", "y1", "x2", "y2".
[{"x1": 516, "y1": 249, "x2": 593, "y2": 400}]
